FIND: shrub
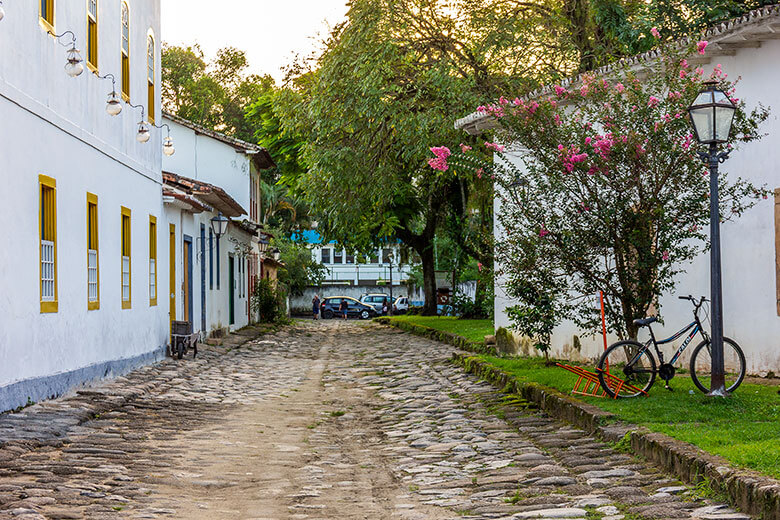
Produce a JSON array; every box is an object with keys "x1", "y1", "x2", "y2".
[{"x1": 251, "y1": 278, "x2": 285, "y2": 323}]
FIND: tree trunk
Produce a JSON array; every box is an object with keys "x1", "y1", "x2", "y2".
[{"x1": 420, "y1": 245, "x2": 437, "y2": 316}]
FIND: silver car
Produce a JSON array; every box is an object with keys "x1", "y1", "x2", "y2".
[{"x1": 360, "y1": 293, "x2": 392, "y2": 313}]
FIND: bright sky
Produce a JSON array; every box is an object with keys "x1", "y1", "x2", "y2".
[{"x1": 161, "y1": 0, "x2": 350, "y2": 83}]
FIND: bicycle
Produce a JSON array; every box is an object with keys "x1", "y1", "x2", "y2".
[{"x1": 596, "y1": 295, "x2": 746, "y2": 398}]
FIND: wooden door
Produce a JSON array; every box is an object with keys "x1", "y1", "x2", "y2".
[{"x1": 183, "y1": 236, "x2": 192, "y2": 323}]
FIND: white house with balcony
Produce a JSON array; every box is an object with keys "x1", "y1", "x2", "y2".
[
  {"x1": 456, "y1": 6, "x2": 780, "y2": 375},
  {"x1": 0, "y1": 0, "x2": 168, "y2": 411}
]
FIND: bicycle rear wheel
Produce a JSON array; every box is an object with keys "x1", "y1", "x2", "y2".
[
  {"x1": 689, "y1": 337, "x2": 746, "y2": 394},
  {"x1": 597, "y1": 340, "x2": 656, "y2": 398}
]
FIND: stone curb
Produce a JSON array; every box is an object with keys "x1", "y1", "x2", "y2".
[
  {"x1": 452, "y1": 353, "x2": 780, "y2": 520},
  {"x1": 371, "y1": 320, "x2": 780, "y2": 519}
]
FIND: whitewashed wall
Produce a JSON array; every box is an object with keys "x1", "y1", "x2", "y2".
[
  {"x1": 0, "y1": 0, "x2": 165, "y2": 411},
  {"x1": 495, "y1": 41, "x2": 780, "y2": 375}
]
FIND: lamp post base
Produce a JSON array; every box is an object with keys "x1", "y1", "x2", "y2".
[{"x1": 706, "y1": 386, "x2": 730, "y2": 398}]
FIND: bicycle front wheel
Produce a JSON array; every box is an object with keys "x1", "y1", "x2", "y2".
[
  {"x1": 597, "y1": 340, "x2": 657, "y2": 398},
  {"x1": 689, "y1": 337, "x2": 746, "y2": 394}
]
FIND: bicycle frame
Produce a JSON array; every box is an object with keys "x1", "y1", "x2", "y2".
[{"x1": 628, "y1": 304, "x2": 708, "y2": 369}]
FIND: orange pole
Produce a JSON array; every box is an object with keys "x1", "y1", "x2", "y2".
[{"x1": 600, "y1": 291, "x2": 609, "y2": 373}]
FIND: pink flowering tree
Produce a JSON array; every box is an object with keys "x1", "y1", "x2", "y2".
[{"x1": 438, "y1": 43, "x2": 769, "y2": 343}]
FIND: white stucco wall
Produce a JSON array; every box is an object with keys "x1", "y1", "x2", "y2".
[
  {"x1": 0, "y1": 1, "x2": 165, "y2": 408},
  {"x1": 311, "y1": 245, "x2": 412, "y2": 285},
  {"x1": 494, "y1": 41, "x2": 780, "y2": 375}
]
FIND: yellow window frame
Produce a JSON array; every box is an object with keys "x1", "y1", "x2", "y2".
[
  {"x1": 169, "y1": 224, "x2": 176, "y2": 323},
  {"x1": 147, "y1": 33, "x2": 155, "y2": 124},
  {"x1": 121, "y1": 1, "x2": 130, "y2": 100},
  {"x1": 149, "y1": 215, "x2": 157, "y2": 306},
  {"x1": 121, "y1": 206, "x2": 132, "y2": 309},
  {"x1": 39, "y1": 0, "x2": 55, "y2": 33},
  {"x1": 39, "y1": 175, "x2": 58, "y2": 313},
  {"x1": 87, "y1": 193, "x2": 100, "y2": 310},
  {"x1": 86, "y1": 0, "x2": 98, "y2": 72}
]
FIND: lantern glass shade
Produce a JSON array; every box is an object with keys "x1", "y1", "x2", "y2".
[
  {"x1": 258, "y1": 239, "x2": 269, "y2": 253},
  {"x1": 106, "y1": 92, "x2": 123, "y2": 116},
  {"x1": 688, "y1": 84, "x2": 736, "y2": 144},
  {"x1": 210, "y1": 214, "x2": 229, "y2": 239},
  {"x1": 163, "y1": 136, "x2": 175, "y2": 156},
  {"x1": 136, "y1": 122, "x2": 151, "y2": 143},
  {"x1": 65, "y1": 47, "x2": 84, "y2": 77},
  {"x1": 272, "y1": 248, "x2": 281, "y2": 261}
]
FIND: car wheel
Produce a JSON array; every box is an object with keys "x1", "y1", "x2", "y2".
[
  {"x1": 361, "y1": 310, "x2": 370, "y2": 320},
  {"x1": 323, "y1": 310, "x2": 333, "y2": 319}
]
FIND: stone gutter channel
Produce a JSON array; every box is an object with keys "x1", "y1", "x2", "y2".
[{"x1": 374, "y1": 318, "x2": 780, "y2": 520}]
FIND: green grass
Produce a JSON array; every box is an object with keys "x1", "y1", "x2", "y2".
[
  {"x1": 481, "y1": 355, "x2": 780, "y2": 479},
  {"x1": 387, "y1": 315, "x2": 494, "y2": 343}
]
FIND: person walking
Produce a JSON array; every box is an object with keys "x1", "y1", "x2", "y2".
[
  {"x1": 339, "y1": 298, "x2": 349, "y2": 320},
  {"x1": 312, "y1": 294, "x2": 320, "y2": 320},
  {"x1": 382, "y1": 297, "x2": 389, "y2": 316}
]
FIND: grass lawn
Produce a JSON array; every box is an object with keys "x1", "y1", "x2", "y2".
[
  {"x1": 483, "y1": 355, "x2": 780, "y2": 479},
  {"x1": 387, "y1": 315, "x2": 494, "y2": 343}
]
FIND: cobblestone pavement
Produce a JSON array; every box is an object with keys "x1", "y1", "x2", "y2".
[{"x1": 0, "y1": 321, "x2": 751, "y2": 520}]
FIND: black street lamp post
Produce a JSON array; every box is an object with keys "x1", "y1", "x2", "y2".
[{"x1": 687, "y1": 79, "x2": 737, "y2": 397}]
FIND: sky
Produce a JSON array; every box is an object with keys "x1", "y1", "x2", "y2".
[{"x1": 161, "y1": 0, "x2": 350, "y2": 83}]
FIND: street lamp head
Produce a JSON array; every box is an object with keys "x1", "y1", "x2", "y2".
[
  {"x1": 258, "y1": 238, "x2": 270, "y2": 254},
  {"x1": 688, "y1": 80, "x2": 736, "y2": 145},
  {"x1": 272, "y1": 248, "x2": 281, "y2": 261},
  {"x1": 136, "y1": 121, "x2": 151, "y2": 143},
  {"x1": 163, "y1": 136, "x2": 175, "y2": 156},
  {"x1": 210, "y1": 213, "x2": 229, "y2": 240},
  {"x1": 64, "y1": 45, "x2": 84, "y2": 78},
  {"x1": 106, "y1": 91, "x2": 123, "y2": 116},
  {"x1": 0, "y1": 2, "x2": 5, "y2": 22}
]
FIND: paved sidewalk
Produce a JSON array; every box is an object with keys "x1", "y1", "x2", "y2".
[{"x1": 0, "y1": 321, "x2": 751, "y2": 519}]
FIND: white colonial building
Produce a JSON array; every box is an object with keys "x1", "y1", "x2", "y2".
[
  {"x1": 162, "y1": 113, "x2": 276, "y2": 337},
  {"x1": 0, "y1": 2, "x2": 276, "y2": 413},
  {"x1": 457, "y1": 6, "x2": 780, "y2": 375},
  {"x1": 0, "y1": 0, "x2": 166, "y2": 410}
]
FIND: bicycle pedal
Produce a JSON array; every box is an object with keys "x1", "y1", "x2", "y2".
[{"x1": 664, "y1": 384, "x2": 674, "y2": 392}]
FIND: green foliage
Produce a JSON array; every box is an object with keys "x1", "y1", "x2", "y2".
[
  {"x1": 161, "y1": 44, "x2": 274, "y2": 141},
  {"x1": 274, "y1": 238, "x2": 327, "y2": 297},
  {"x1": 251, "y1": 278, "x2": 285, "y2": 323},
  {"x1": 386, "y1": 316, "x2": 493, "y2": 343}
]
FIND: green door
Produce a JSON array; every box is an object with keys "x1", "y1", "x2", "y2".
[{"x1": 228, "y1": 255, "x2": 235, "y2": 325}]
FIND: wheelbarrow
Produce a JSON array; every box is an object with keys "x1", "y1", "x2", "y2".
[{"x1": 170, "y1": 320, "x2": 198, "y2": 360}]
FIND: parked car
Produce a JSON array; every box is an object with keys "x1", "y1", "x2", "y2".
[
  {"x1": 360, "y1": 293, "x2": 392, "y2": 313},
  {"x1": 393, "y1": 296, "x2": 409, "y2": 314},
  {"x1": 321, "y1": 296, "x2": 378, "y2": 320}
]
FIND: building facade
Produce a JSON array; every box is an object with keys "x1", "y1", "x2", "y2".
[
  {"x1": 457, "y1": 7, "x2": 780, "y2": 375},
  {"x1": 0, "y1": 0, "x2": 166, "y2": 411},
  {"x1": 162, "y1": 114, "x2": 276, "y2": 337}
]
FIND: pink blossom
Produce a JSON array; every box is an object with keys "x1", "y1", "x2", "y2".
[
  {"x1": 651, "y1": 27, "x2": 660, "y2": 38},
  {"x1": 647, "y1": 96, "x2": 660, "y2": 108},
  {"x1": 513, "y1": 98, "x2": 523, "y2": 106},
  {"x1": 587, "y1": 166, "x2": 598, "y2": 176},
  {"x1": 539, "y1": 227, "x2": 549, "y2": 238},
  {"x1": 476, "y1": 105, "x2": 488, "y2": 113},
  {"x1": 428, "y1": 157, "x2": 448, "y2": 171},
  {"x1": 584, "y1": 137, "x2": 592, "y2": 145},
  {"x1": 682, "y1": 133, "x2": 693, "y2": 150},
  {"x1": 528, "y1": 101, "x2": 539, "y2": 114},
  {"x1": 554, "y1": 85, "x2": 568, "y2": 97},
  {"x1": 661, "y1": 251, "x2": 670, "y2": 261},
  {"x1": 558, "y1": 144, "x2": 565, "y2": 151},
  {"x1": 460, "y1": 143, "x2": 472, "y2": 153},
  {"x1": 697, "y1": 40, "x2": 708, "y2": 54},
  {"x1": 554, "y1": 114, "x2": 562, "y2": 126},
  {"x1": 430, "y1": 146, "x2": 451, "y2": 159},
  {"x1": 679, "y1": 70, "x2": 687, "y2": 79},
  {"x1": 485, "y1": 142, "x2": 505, "y2": 152},
  {"x1": 580, "y1": 85, "x2": 589, "y2": 97},
  {"x1": 498, "y1": 96, "x2": 509, "y2": 105},
  {"x1": 476, "y1": 168, "x2": 483, "y2": 179},
  {"x1": 615, "y1": 82, "x2": 625, "y2": 93},
  {"x1": 477, "y1": 262, "x2": 483, "y2": 272},
  {"x1": 680, "y1": 59, "x2": 688, "y2": 69}
]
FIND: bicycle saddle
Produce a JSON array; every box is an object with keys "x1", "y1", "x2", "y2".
[{"x1": 633, "y1": 316, "x2": 658, "y2": 327}]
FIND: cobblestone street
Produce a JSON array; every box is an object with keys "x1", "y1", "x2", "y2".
[{"x1": 0, "y1": 321, "x2": 750, "y2": 520}]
